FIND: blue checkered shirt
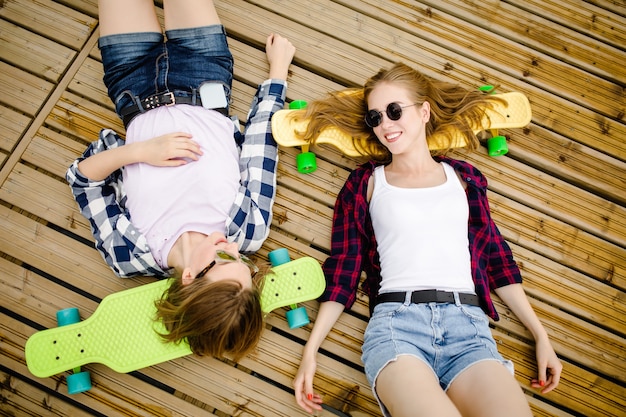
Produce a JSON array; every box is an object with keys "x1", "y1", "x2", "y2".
[{"x1": 66, "y1": 80, "x2": 287, "y2": 278}]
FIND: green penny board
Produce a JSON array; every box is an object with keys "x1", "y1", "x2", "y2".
[{"x1": 25, "y1": 256, "x2": 325, "y2": 378}]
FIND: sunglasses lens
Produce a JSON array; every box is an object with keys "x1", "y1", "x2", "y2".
[
  {"x1": 365, "y1": 110, "x2": 382, "y2": 127},
  {"x1": 387, "y1": 102, "x2": 403, "y2": 121},
  {"x1": 215, "y1": 250, "x2": 237, "y2": 262}
]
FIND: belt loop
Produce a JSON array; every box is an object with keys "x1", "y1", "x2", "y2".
[
  {"x1": 404, "y1": 291, "x2": 412, "y2": 305},
  {"x1": 191, "y1": 88, "x2": 198, "y2": 106},
  {"x1": 453, "y1": 292, "x2": 462, "y2": 306}
]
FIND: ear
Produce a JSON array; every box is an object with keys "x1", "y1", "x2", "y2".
[
  {"x1": 421, "y1": 101, "x2": 431, "y2": 122},
  {"x1": 181, "y1": 267, "x2": 194, "y2": 285}
]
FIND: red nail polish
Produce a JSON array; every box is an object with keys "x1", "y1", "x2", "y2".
[
  {"x1": 307, "y1": 393, "x2": 313, "y2": 401},
  {"x1": 539, "y1": 380, "x2": 545, "y2": 387}
]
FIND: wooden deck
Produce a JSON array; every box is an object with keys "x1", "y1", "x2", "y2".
[{"x1": 1, "y1": 0, "x2": 625, "y2": 416}]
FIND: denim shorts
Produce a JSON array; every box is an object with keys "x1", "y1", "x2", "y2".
[
  {"x1": 98, "y1": 25, "x2": 233, "y2": 118},
  {"x1": 361, "y1": 293, "x2": 513, "y2": 416}
]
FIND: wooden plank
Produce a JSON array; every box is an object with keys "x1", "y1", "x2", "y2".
[
  {"x1": 511, "y1": 243, "x2": 626, "y2": 333},
  {"x1": 460, "y1": 148, "x2": 626, "y2": 248},
  {"x1": 0, "y1": 0, "x2": 97, "y2": 50},
  {"x1": 506, "y1": 0, "x2": 626, "y2": 49},
  {"x1": 0, "y1": 61, "x2": 53, "y2": 116},
  {"x1": 68, "y1": 57, "x2": 115, "y2": 112},
  {"x1": 0, "y1": 105, "x2": 30, "y2": 153},
  {"x1": 0, "y1": 20, "x2": 75, "y2": 83},
  {"x1": 245, "y1": 0, "x2": 626, "y2": 163},
  {"x1": 492, "y1": 296, "x2": 626, "y2": 384},
  {"x1": 0, "y1": 204, "x2": 148, "y2": 295},
  {"x1": 0, "y1": 163, "x2": 93, "y2": 240},
  {"x1": 416, "y1": 0, "x2": 625, "y2": 84},
  {"x1": 300, "y1": 0, "x2": 624, "y2": 121},
  {"x1": 0, "y1": 29, "x2": 99, "y2": 187},
  {"x1": 0, "y1": 369, "x2": 93, "y2": 417},
  {"x1": 493, "y1": 330, "x2": 626, "y2": 417},
  {"x1": 507, "y1": 124, "x2": 626, "y2": 206},
  {"x1": 22, "y1": 126, "x2": 86, "y2": 179},
  {"x1": 484, "y1": 190, "x2": 626, "y2": 290}
]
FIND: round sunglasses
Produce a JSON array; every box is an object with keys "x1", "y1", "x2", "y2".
[
  {"x1": 195, "y1": 250, "x2": 259, "y2": 280},
  {"x1": 365, "y1": 102, "x2": 418, "y2": 128}
]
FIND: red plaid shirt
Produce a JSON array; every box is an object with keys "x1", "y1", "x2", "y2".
[{"x1": 320, "y1": 157, "x2": 522, "y2": 320}]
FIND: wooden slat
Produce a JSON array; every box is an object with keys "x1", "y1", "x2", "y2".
[
  {"x1": 0, "y1": 0, "x2": 96, "y2": 50},
  {"x1": 493, "y1": 330, "x2": 626, "y2": 417},
  {"x1": 461, "y1": 149, "x2": 626, "y2": 248},
  {"x1": 0, "y1": 106, "x2": 30, "y2": 153},
  {"x1": 506, "y1": 0, "x2": 626, "y2": 49},
  {"x1": 492, "y1": 296, "x2": 626, "y2": 384},
  {"x1": 417, "y1": 0, "x2": 625, "y2": 84},
  {"x1": 0, "y1": 61, "x2": 53, "y2": 116},
  {"x1": 0, "y1": 20, "x2": 75, "y2": 83}
]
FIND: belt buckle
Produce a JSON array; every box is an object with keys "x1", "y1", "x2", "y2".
[{"x1": 162, "y1": 92, "x2": 176, "y2": 106}]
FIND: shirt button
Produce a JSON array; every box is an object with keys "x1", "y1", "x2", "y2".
[{"x1": 466, "y1": 177, "x2": 472, "y2": 182}]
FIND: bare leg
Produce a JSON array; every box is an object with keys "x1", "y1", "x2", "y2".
[
  {"x1": 447, "y1": 360, "x2": 532, "y2": 417},
  {"x1": 375, "y1": 355, "x2": 462, "y2": 417},
  {"x1": 98, "y1": 0, "x2": 160, "y2": 36},
  {"x1": 163, "y1": 0, "x2": 221, "y2": 31}
]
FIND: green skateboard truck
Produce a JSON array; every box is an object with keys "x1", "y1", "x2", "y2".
[{"x1": 25, "y1": 250, "x2": 325, "y2": 394}]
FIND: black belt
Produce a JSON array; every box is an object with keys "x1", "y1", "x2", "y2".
[
  {"x1": 375, "y1": 290, "x2": 480, "y2": 307},
  {"x1": 120, "y1": 92, "x2": 227, "y2": 128}
]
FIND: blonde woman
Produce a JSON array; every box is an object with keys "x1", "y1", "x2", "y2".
[{"x1": 293, "y1": 63, "x2": 562, "y2": 416}]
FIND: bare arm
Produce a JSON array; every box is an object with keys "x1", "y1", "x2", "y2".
[
  {"x1": 494, "y1": 283, "x2": 562, "y2": 393},
  {"x1": 293, "y1": 300, "x2": 345, "y2": 413},
  {"x1": 266, "y1": 33, "x2": 296, "y2": 81},
  {"x1": 77, "y1": 132, "x2": 202, "y2": 181}
]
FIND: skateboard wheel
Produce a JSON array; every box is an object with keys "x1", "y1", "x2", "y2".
[
  {"x1": 296, "y1": 152, "x2": 317, "y2": 174},
  {"x1": 56, "y1": 307, "x2": 80, "y2": 326},
  {"x1": 488, "y1": 135, "x2": 508, "y2": 156},
  {"x1": 286, "y1": 306, "x2": 310, "y2": 329},
  {"x1": 268, "y1": 248, "x2": 290, "y2": 267},
  {"x1": 67, "y1": 371, "x2": 92, "y2": 394},
  {"x1": 289, "y1": 100, "x2": 308, "y2": 110}
]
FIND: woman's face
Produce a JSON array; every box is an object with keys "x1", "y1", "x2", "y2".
[
  {"x1": 367, "y1": 82, "x2": 430, "y2": 155},
  {"x1": 188, "y1": 232, "x2": 254, "y2": 289}
]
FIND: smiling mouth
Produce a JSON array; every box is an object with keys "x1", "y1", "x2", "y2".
[{"x1": 385, "y1": 132, "x2": 401, "y2": 142}]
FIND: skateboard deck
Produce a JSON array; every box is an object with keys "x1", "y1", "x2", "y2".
[
  {"x1": 271, "y1": 91, "x2": 531, "y2": 156},
  {"x1": 25, "y1": 256, "x2": 325, "y2": 379}
]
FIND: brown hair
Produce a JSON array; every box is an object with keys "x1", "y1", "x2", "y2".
[
  {"x1": 294, "y1": 62, "x2": 503, "y2": 162},
  {"x1": 154, "y1": 276, "x2": 264, "y2": 361}
]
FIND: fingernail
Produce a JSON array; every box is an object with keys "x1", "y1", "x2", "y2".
[
  {"x1": 540, "y1": 380, "x2": 545, "y2": 387},
  {"x1": 307, "y1": 393, "x2": 313, "y2": 401}
]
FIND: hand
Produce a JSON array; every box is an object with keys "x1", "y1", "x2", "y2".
[
  {"x1": 530, "y1": 337, "x2": 562, "y2": 393},
  {"x1": 293, "y1": 352, "x2": 323, "y2": 413},
  {"x1": 137, "y1": 132, "x2": 203, "y2": 167},
  {"x1": 266, "y1": 33, "x2": 296, "y2": 80}
]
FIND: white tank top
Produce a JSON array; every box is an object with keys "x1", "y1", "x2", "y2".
[
  {"x1": 370, "y1": 162, "x2": 475, "y2": 294},
  {"x1": 123, "y1": 105, "x2": 239, "y2": 269}
]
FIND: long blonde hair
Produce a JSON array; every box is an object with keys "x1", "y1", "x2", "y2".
[{"x1": 295, "y1": 62, "x2": 503, "y2": 162}]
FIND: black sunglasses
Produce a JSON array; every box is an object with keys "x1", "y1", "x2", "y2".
[
  {"x1": 365, "y1": 102, "x2": 418, "y2": 128},
  {"x1": 195, "y1": 250, "x2": 259, "y2": 280}
]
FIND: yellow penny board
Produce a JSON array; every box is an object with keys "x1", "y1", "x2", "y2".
[{"x1": 271, "y1": 92, "x2": 531, "y2": 156}]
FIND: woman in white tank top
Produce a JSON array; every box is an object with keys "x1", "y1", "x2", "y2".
[{"x1": 293, "y1": 63, "x2": 562, "y2": 417}]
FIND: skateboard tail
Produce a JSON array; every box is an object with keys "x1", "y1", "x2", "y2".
[{"x1": 260, "y1": 257, "x2": 326, "y2": 313}]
